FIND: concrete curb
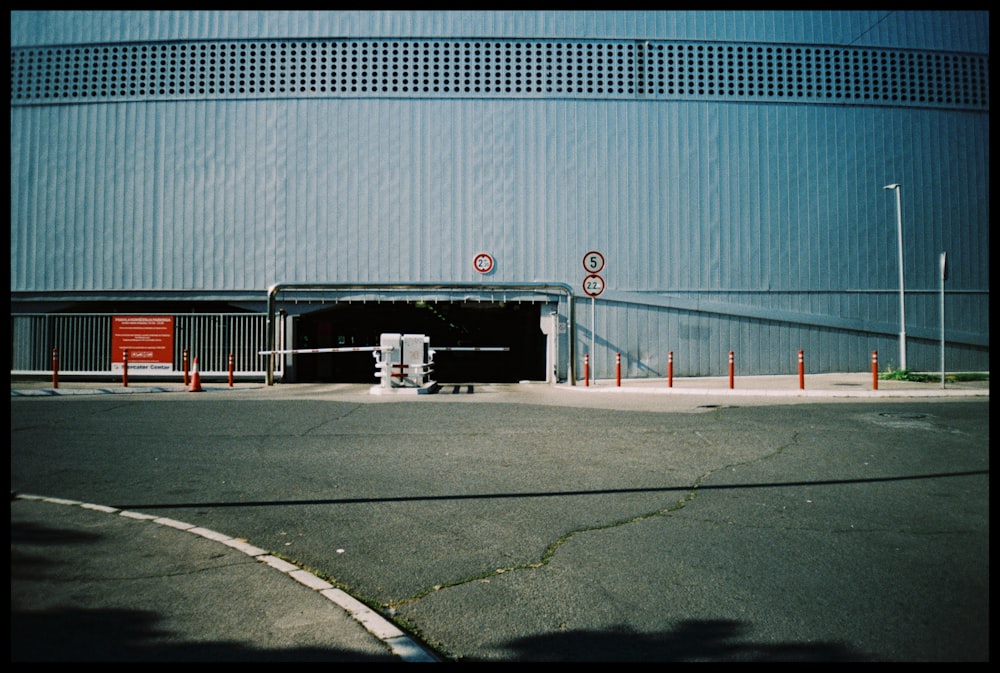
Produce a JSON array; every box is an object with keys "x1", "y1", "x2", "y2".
[{"x1": 12, "y1": 493, "x2": 440, "y2": 663}]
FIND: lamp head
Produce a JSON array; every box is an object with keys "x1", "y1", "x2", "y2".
[{"x1": 883, "y1": 183, "x2": 900, "y2": 190}]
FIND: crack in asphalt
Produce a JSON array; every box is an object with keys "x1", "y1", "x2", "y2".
[{"x1": 383, "y1": 427, "x2": 807, "y2": 612}]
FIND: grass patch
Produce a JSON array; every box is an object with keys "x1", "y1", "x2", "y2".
[{"x1": 879, "y1": 368, "x2": 989, "y2": 383}]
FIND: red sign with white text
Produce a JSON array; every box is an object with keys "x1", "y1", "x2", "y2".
[{"x1": 111, "y1": 316, "x2": 174, "y2": 372}]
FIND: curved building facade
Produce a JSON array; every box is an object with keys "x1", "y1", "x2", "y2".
[{"x1": 10, "y1": 11, "x2": 989, "y2": 382}]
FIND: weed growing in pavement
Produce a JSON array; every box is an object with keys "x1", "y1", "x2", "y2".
[{"x1": 879, "y1": 366, "x2": 988, "y2": 383}]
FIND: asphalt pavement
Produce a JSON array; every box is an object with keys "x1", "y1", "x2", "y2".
[{"x1": 10, "y1": 373, "x2": 989, "y2": 662}]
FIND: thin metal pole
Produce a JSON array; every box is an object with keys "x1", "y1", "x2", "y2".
[
  {"x1": 591, "y1": 296, "x2": 596, "y2": 385},
  {"x1": 893, "y1": 186, "x2": 907, "y2": 370},
  {"x1": 940, "y1": 251, "x2": 946, "y2": 389}
]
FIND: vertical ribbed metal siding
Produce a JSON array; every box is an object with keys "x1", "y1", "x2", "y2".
[
  {"x1": 592, "y1": 301, "x2": 985, "y2": 380},
  {"x1": 10, "y1": 11, "x2": 988, "y2": 376},
  {"x1": 11, "y1": 96, "x2": 988, "y2": 302},
  {"x1": 12, "y1": 94, "x2": 988, "y2": 291}
]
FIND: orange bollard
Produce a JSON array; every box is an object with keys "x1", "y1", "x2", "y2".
[
  {"x1": 728, "y1": 351, "x2": 734, "y2": 389},
  {"x1": 872, "y1": 350, "x2": 878, "y2": 390},
  {"x1": 798, "y1": 349, "x2": 805, "y2": 389},
  {"x1": 616, "y1": 353, "x2": 621, "y2": 387}
]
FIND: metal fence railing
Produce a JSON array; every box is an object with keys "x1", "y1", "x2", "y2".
[{"x1": 10, "y1": 313, "x2": 282, "y2": 378}]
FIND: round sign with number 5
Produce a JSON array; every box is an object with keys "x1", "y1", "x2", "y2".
[{"x1": 582, "y1": 251, "x2": 605, "y2": 273}]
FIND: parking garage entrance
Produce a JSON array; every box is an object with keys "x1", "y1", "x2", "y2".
[{"x1": 291, "y1": 300, "x2": 547, "y2": 383}]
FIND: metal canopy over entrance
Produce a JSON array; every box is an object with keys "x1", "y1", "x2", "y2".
[{"x1": 265, "y1": 282, "x2": 577, "y2": 386}]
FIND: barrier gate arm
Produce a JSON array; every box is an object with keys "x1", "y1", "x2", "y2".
[
  {"x1": 256, "y1": 346, "x2": 511, "y2": 357},
  {"x1": 432, "y1": 347, "x2": 509, "y2": 352},
  {"x1": 258, "y1": 346, "x2": 387, "y2": 355},
  {"x1": 264, "y1": 282, "x2": 576, "y2": 386}
]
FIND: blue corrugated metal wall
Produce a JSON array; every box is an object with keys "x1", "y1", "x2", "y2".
[
  {"x1": 10, "y1": 99, "x2": 988, "y2": 291},
  {"x1": 10, "y1": 11, "x2": 989, "y2": 376}
]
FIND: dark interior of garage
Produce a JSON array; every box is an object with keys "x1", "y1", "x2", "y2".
[{"x1": 291, "y1": 301, "x2": 547, "y2": 383}]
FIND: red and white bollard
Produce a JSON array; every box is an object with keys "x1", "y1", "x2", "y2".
[
  {"x1": 798, "y1": 349, "x2": 805, "y2": 390},
  {"x1": 871, "y1": 350, "x2": 879, "y2": 390},
  {"x1": 228, "y1": 353, "x2": 234, "y2": 387},
  {"x1": 51, "y1": 348, "x2": 59, "y2": 389},
  {"x1": 122, "y1": 349, "x2": 129, "y2": 388},
  {"x1": 667, "y1": 351, "x2": 673, "y2": 387},
  {"x1": 616, "y1": 353, "x2": 621, "y2": 387},
  {"x1": 728, "y1": 351, "x2": 735, "y2": 389},
  {"x1": 584, "y1": 354, "x2": 590, "y2": 388},
  {"x1": 183, "y1": 348, "x2": 190, "y2": 386}
]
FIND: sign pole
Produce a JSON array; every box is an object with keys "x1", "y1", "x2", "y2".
[
  {"x1": 940, "y1": 251, "x2": 947, "y2": 389},
  {"x1": 591, "y1": 296, "x2": 596, "y2": 384},
  {"x1": 581, "y1": 252, "x2": 606, "y2": 387}
]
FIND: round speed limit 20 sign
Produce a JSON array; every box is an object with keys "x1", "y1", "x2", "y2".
[{"x1": 473, "y1": 252, "x2": 494, "y2": 274}]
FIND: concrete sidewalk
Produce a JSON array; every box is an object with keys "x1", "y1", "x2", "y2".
[
  {"x1": 10, "y1": 493, "x2": 439, "y2": 662},
  {"x1": 561, "y1": 372, "x2": 989, "y2": 398},
  {"x1": 9, "y1": 372, "x2": 991, "y2": 398}
]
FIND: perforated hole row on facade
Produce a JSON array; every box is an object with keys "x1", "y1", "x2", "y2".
[{"x1": 10, "y1": 38, "x2": 989, "y2": 110}]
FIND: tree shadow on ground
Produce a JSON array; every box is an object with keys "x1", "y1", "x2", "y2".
[
  {"x1": 10, "y1": 607, "x2": 398, "y2": 662},
  {"x1": 492, "y1": 619, "x2": 870, "y2": 662}
]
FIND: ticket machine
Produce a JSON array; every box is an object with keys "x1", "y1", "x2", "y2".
[{"x1": 372, "y1": 333, "x2": 438, "y2": 393}]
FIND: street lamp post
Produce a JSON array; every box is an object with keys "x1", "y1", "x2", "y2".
[{"x1": 884, "y1": 183, "x2": 906, "y2": 371}]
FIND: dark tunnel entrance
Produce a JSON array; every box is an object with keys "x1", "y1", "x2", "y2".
[{"x1": 291, "y1": 301, "x2": 547, "y2": 383}]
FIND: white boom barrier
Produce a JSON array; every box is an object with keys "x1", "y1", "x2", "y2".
[
  {"x1": 433, "y1": 347, "x2": 509, "y2": 352},
  {"x1": 258, "y1": 346, "x2": 385, "y2": 355},
  {"x1": 259, "y1": 333, "x2": 509, "y2": 393},
  {"x1": 255, "y1": 346, "x2": 511, "y2": 355}
]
